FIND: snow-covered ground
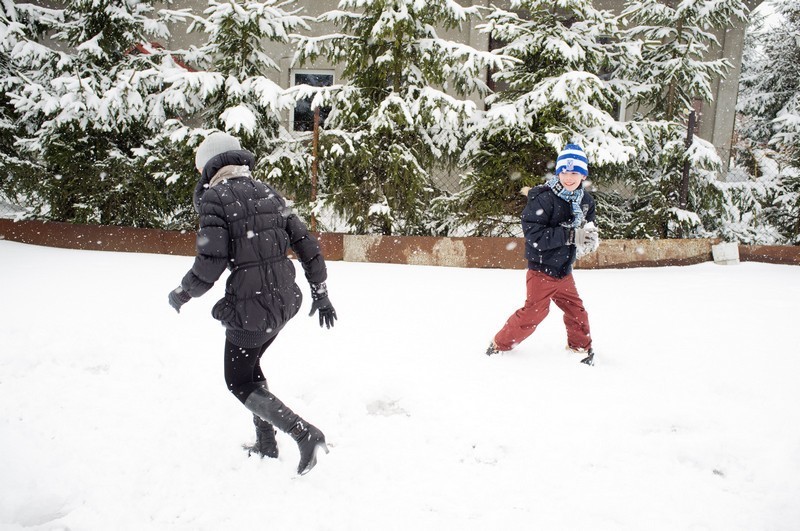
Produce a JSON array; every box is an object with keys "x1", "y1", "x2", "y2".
[{"x1": 1, "y1": 240, "x2": 799, "y2": 530}]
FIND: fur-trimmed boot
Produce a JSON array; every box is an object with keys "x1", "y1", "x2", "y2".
[
  {"x1": 244, "y1": 415, "x2": 279, "y2": 458},
  {"x1": 243, "y1": 386, "x2": 329, "y2": 475}
]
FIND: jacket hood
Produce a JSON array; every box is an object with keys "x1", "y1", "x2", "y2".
[{"x1": 193, "y1": 150, "x2": 256, "y2": 212}]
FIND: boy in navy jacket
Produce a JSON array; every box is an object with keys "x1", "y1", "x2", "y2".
[{"x1": 487, "y1": 144, "x2": 599, "y2": 365}]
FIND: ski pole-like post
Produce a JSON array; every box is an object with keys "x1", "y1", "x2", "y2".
[
  {"x1": 311, "y1": 105, "x2": 320, "y2": 233},
  {"x1": 676, "y1": 110, "x2": 695, "y2": 239},
  {"x1": 679, "y1": 110, "x2": 695, "y2": 211}
]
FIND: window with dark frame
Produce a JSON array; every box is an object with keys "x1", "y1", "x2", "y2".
[
  {"x1": 292, "y1": 71, "x2": 334, "y2": 132},
  {"x1": 597, "y1": 35, "x2": 624, "y2": 121}
]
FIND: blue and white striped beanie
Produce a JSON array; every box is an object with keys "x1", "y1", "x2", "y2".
[{"x1": 555, "y1": 143, "x2": 589, "y2": 177}]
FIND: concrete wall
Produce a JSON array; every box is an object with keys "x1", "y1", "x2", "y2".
[
  {"x1": 2, "y1": 219, "x2": 797, "y2": 268},
  {"x1": 700, "y1": 2, "x2": 763, "y2": 174}
]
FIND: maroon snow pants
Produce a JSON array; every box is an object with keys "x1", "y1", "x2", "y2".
[{"x1": 493, "y1": 269, "x2": 591, "y2": 351}]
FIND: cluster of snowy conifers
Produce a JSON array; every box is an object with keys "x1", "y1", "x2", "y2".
[{"x1": 0, "y1": 0, "x2": 797, "y2": 243}]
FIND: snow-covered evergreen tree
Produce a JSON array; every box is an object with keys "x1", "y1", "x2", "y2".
[
  {"x1": 718, "y1": 146, "x2": 790, "y2": 244},
  {"x1": 447, "y1": 0, "x2": 646, "y2": 236},
  {"x1": 293, "y1": 0, "x2": 509, "y2": 235},
  {"x1": 0, "y1": 1, "x2": 48, "y2": 213},
  {"x1": 167, "y1": 1, "x2": 306, "y2": 143},
  {"x1": 734, "y1": 0, "x2": 800, "y2": 243},
  {"x1": 770, "y1": 166, "x2": 800, "y2": 243},
  {"x1": 738, "y1": 0, "x2": 800, "y2": 164},
  {"x1": 613, "y1": 0, "x2": 749, "y2": 238},
  {"x1": 621, "y1": 0, "x2": 748, "y2": 121},
  {"x1": 618, "y1": 126, "x2": 728, "y2": 238},
  {"x1": 1, "y1": 0, "x2": 198, "y2": 227},
  {"x1": 161, "y1": 1, "x2": 311, "y2": 205}
]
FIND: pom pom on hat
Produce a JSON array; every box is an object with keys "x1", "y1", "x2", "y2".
[
  {"x1": 555, "y1": 143, "x2": 589, "y2": 177},
  {"x1": 195, "y1": 132, "x2": 242, "y2": 172}
]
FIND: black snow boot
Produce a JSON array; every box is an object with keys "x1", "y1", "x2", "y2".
[
  {"x1": 244, "y1": 415, "x2": 279, "y2": 459},
  {"x1": 243, "y1": 386, "x2": 329, "y2": 475},
  {"x1": 485, "y1": 342, "x2": 500, "y2": 356},
  {"x1": 567, "y1": 345, "x2": 595, "y2": 366},
  {"x1": 288, "y1": 419, "x2": 328, "y2": 476}
]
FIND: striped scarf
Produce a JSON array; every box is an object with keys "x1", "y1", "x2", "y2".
[{"x1": 546, "y1": 175, "x2": 584, "y2": 228}]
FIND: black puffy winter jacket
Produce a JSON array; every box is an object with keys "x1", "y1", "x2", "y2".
[
  {"x1": 522, "y1": 184, "x2": 595, "y2": 279},
  {"x1": 180, "y1": 150, "x2": 326, "y2": 347}
]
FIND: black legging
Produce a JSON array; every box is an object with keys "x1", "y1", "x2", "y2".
[{"x1": 224, "y1": 335, "x2": 278, "y2": 404}]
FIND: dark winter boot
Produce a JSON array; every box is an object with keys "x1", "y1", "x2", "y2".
[
  {"x1": 243, "y1": 386, "x2": 329, "y2": 475},
  {"x1": 288, "y1": 419, "x2": 328, "y2": 476},
  {"x1": 567, "y1": 345, "x2": 595, "y2": 366},
  {"x1": 485, "y1": 342, "x2": 500, "y2": 356},
  {"x1": 244, "y1": 415, "x2": 279, "y2": 459}
]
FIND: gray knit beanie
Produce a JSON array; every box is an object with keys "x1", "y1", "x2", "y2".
[{"x1": 195, "y1": 132, "x2": 242, "y2": 172}]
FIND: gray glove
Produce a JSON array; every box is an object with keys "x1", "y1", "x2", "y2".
[
  {"x1": 567, "y1": 227, "x2": 588, "y2": 246},
  {"x1": 576, "y1": 223, "x2": 600, "y2": 258},
  {"x1": 585, "y1": 226, "x2": 599, "y2": 250},
  {"x1": 569, "y1": 223, "x2": 599, "y2": 247},
  {"x1": 573, "y1": 227, "x2": 588, "y2": 247},
  {"x1": 168, "y1": 286, "x2": 191, "y2": 313}
]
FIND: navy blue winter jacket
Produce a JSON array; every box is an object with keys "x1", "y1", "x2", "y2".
[
  {"x1": 181, "y1": 150, "x2": 326, "y2": 347},
  {"x1": 522, "y1": 184, "x2": 595, "y2": 279}
]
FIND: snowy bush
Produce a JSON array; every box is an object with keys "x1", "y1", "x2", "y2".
[
  {"x1": 445, "y1": 0, "x2": 750, "y2": 239},
  {"x1": 600, "y1": 125, "x2": 727, "y2": 239},
  {"x1": 738, "y1": 0, "x2": 800, "y2": 165},
  {"x1": 604, "y1": 0, "x2": 749, "y2": 239},
  {"x1": 162, "y1": 0, "x2": 312, "y2": 203},
  {"x1": 293, "y1": 0, "x2": 510, "y2": 235},
  {"x1": 2, "y1": 0, "x2": 794, "y2": 243},
  {"x1": 733, "y1": 0, "x2": 800, "y2": 243},
  {"x1": 0, "y1": 0, "x2": 198, "y2": 227}
]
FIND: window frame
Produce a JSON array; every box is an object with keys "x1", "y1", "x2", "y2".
[{"x1": 290, "y1": 69, "x2": 335, "y2": 132}]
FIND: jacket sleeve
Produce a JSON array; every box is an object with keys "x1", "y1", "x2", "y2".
[
  {"x1": 180, "y1": 188, "x2": 229, "y2": 298},
  {"x1": 521, "y1": 191, "x2": 571, "y2": 251},
  {"x1": 583, "y1": 193, "x2": 596, "y2": 224},
  {"x1": 285, "y1": 212, "x2": 327, "y2": 285}
]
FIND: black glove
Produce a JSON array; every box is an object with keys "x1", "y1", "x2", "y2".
[
  {"x1": 168, "y1": 286, "x2": 192, "y2": 313},
  {"x1": 309, "y1": 282, "x2": 337, "y2": 329}
]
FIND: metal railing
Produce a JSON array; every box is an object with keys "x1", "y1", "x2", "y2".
[{"x1": 0, "y1": 197, "x2": 24, "y2": 219}]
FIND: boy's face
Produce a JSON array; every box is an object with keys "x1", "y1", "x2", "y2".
[{"x1": 558, "y1": 170, "x2": 585, "y2": 191}]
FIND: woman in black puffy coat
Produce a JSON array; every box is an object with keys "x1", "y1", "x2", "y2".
[{"x1": 168, "y1": 132, "x2": 336, "y2": 475}]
